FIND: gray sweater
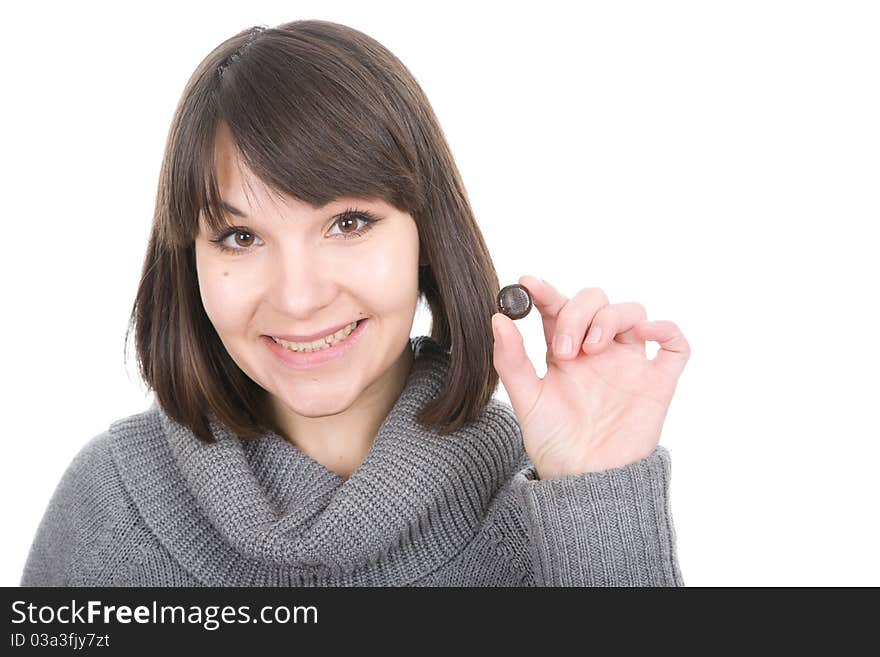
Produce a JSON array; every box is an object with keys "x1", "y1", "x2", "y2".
[{"x1": 20, "y1": 335, "x2": 684, "y2": 586}]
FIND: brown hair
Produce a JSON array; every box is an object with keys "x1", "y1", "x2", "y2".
[{"x1": 125, "y1": 20, "x2": 501, "y2": 443}]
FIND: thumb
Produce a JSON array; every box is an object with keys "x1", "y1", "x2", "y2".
[{"x1": 491, "y1": 312, "x2": 541, "y2": 421}]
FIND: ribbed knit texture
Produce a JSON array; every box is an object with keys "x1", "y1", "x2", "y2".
[{"x1": 21, "y1": 335, "x2": 684, "y2": 587}]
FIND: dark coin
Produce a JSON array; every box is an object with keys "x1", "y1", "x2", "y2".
[{"x1": 497, "y1": 283, "x2": 533, "y2": 320}]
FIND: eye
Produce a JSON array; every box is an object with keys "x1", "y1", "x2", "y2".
[
  {"x1": 209, "y1": 228, "x2": 264, "y2": 255},
  {"x1": 327, "y1": 209, "x2": 381, "y2": 240}
]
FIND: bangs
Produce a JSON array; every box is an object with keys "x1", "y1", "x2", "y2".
[{"x1": 169, "y1": 28, "x2": 426, "y2": 246}]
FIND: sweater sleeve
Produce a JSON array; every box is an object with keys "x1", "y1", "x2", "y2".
[
  {"x1": 510, "y1": 445, "x2": 684, "y2": 587},
  {"x1": 20, "y1": 431, "x2": 117, "y2": 587}
]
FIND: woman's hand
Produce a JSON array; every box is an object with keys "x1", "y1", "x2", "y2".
[{"x1": 491, "y1": 275, "x2": 691, "y2": 479}]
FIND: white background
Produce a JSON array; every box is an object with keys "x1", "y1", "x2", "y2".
[{"x1": 2, "y1": 0, "x2": 878, "y2": 586}]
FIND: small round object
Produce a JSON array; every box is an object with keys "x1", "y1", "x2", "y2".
[{"x1": 497, "y1": 283, "x2": 533, "y2": 320}]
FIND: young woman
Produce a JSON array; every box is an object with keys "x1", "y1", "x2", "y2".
[{"x1": 21, "y1": 20, "x2": 690, "y2": 587}]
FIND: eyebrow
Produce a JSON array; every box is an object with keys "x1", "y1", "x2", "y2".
[
  {"x1": 220, "y1": 197, "x2": 380, "y2": 221},
  {"x1": 221, "y1": 201, "x2": 248, "y2": 218}
]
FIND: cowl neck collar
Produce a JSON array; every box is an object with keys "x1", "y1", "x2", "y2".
[{"x1": 110, "y1": 335, "x2": 525, "y2": 585}]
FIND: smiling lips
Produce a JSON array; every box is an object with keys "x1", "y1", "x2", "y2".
[
  {"x1": 263, "y1": 317, "x2": 368, "y2": 369},
  {"x1": 270, "y1": 319, "x2": 361, "y2": 343}
]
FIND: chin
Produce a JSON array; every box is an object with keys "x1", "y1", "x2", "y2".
[{"x1": 273, "y1": 390, "x2": 357, "y2": 418}]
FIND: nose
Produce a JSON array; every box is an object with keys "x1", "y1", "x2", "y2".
[{"x1": 265, "y1": 245, "x2": 333, "y2": 317}]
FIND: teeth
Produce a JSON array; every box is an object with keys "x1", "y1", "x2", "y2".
[{"x1": 272, "y1": 321, "x2": 358, "y2": 352}]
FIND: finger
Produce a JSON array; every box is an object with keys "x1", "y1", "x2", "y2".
[
  {"x1": 548, "y1": 286, "x2": 610, "y2": 360},
  {"x1": 632, "y1": 319, "x2": 691, "y2": 378},
  {"x1": 517, "y1": 274, "x2": 568, "y2": 355},
  {"x1": 491, "y1": 312, "x2": 542, "y2": 423},
  {"x1": 582, "y1": 301, "x2": 648, "y2": 354}
]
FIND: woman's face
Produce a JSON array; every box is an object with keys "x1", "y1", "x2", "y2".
[{"x1": 194, "y1": 124, "x2": 421, "y2": 420}]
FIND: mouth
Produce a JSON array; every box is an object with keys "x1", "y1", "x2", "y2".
[
  {"x1": 262, "y1": 317, "x2": 369, "y2": 369},
  {"x1": 265, "y1": 318, "x2": 368, "y2": 352}
]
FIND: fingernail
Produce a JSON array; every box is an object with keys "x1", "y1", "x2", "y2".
[
  {"x1": 586, "y1": 326, "x2": 602, "y2": 344},
  {"x1": 554, "y1": 334, "x2": 572, "y2": 356}
]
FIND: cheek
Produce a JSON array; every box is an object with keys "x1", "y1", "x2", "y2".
[
  {"x1": 361, "y1": 246, "x2": 419, "y2": 307},
  {"x1": 196, "y1": 261, "x2": 254, "y2": 333},
  {"x1": 367, "y1": 229, "x2": 419, "y2": 284}
]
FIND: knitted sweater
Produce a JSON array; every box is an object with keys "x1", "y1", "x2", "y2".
[{"x1": 20, "y1": 335, "x2": 684, "y2": 587}]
